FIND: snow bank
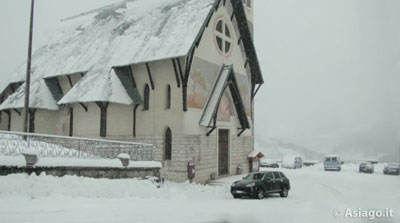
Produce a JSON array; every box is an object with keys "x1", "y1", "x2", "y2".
[
  {"x1": 0, "y1": 174, "x2": 226, "y2": 200},
  {"x1": 0, "y1": 164, "x2": 399, "y2": 223}
]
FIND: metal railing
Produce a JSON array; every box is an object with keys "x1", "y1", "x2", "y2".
[{"x1": 0, "y1": 131, "x2": 155, "y2": 161}]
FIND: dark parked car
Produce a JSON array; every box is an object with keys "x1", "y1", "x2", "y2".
[
  {"x1": 260, "y1": 162, "x2": 279, "y2": 168},
  {"x1": 383, "y1": 163, "x2": 400, "y2": 175},
  {"x1": 231, "y1": 171, "x2": 290, "y2": 199},
  {"x1": 359, "y1": 162, "x2": 374, "y2": 173}
]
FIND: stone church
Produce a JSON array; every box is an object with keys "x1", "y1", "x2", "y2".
[{"x1": 0, "y1": 0, "x2": 263, "y2": 183}]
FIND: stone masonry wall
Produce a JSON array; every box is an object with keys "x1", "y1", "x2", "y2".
[{"x1": 109, "y1": 134, "x2": 254, "y2": 184}]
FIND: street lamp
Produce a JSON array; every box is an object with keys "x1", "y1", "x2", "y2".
[{"x1": 23, "y1": 0, "x2": 35, "y2": 133}]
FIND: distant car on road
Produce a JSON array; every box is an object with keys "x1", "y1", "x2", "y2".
[
  {"x1": 231, "y1": 171, "x2": 291, "y2": 199},
  {"x1": 383, "y1": 163, "x2": 400, "y2": 175},
  {"x1": 324, "y1": 155, "x2": 341, "y2": 171},
  {"x1": 359, "y1": 162, "x2": 374, "y2": 173},
  {"x1": 303, "y1": 160, "x2": 319, "y2": 167},
  {"x1": 260, "y1": 162, "x2": 279, "y2": 168},
  {"x1": 282, "y1": 155, "x2": 303, "y2": 169}
]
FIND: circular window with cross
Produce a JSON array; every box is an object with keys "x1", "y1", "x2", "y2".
[{"x1": 214, "y1": 18, "x2": 233, "y2": 56}]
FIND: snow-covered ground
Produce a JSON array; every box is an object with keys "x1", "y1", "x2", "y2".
[{"x1": 0, "y1": 164, "x2": 399, "y2": 223}]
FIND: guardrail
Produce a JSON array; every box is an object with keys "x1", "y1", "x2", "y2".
[{"x1": 0, "y1": 131, "x2": 155, "y2": 161}]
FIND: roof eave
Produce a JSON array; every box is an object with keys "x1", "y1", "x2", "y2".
[{"x1": 231, "y1": 0, "x2": 264, "y2": 85}]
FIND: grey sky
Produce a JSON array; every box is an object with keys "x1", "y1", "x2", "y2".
[
  {"x1": 0, "y1": 0, "x2": 399, "y2": 159},
  {"x1": 254, "y1": 0, "x2": 400, "y2": 159}
]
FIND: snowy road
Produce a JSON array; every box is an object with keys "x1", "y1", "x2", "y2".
[{"x1": 0, "y1": 164, "x2": 399, "y2": 223}]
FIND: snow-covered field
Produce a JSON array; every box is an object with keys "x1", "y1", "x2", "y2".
[{"x1": 0, "y1": 164, "x2": 399, "y2": 223}]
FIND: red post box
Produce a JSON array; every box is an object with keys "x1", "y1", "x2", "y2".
[{"x1": 188, "y1": 160, "x2": 195, "y2": 181}]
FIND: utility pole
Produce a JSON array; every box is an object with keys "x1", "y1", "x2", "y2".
[{"x1": 23, "y1": 0, "x2": 35, "y2": 133}]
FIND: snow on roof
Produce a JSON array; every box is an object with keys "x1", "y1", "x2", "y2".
[
  {"x1": 248, "y1": 150, "x2": 264, "y2": 158},
  {"x1": 325, "y1": 154, "x2": 340, "y2": 157},
  {"x1": 200, "y1": 65, "x2": 232, "y2": 127},
  {"x1": 0, "y1": 80, "x2": 58, "y2": 111},
  {"x1": 3, "y1": 0, "x2": 215, "y2": 107},
  {"x1": 58, "y1": 70, "x2": 132, "y2": 104}
]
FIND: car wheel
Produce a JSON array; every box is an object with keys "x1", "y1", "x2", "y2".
[
  {"x1": 280, "y1": 187, "x2": 288, "y2": 198},
  {"x1": 256, "y1": 189, "x2": 264, "y2": 200},
  {"x1": 233, "y1": 195, "x2": 241, "y2": 199}
]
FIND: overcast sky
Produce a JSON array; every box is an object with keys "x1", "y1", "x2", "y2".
[
  {"x1": 254, "y1": 0, "x2": 400, "y2": 158},
  {"x1": 0, "y1": 0, "x2": 399, "y2": 159}
]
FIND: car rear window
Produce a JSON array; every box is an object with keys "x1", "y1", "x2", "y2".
[
  {"x1": 278, "y1": 172, "x2": 286, "y2": 179},
  {"x1": 273, "y1": 172, "x2": 280, "y2": 179}
]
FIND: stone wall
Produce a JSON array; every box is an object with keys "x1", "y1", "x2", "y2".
[{"x1": 109, "y1": 134, "x2": 253, "y2": 184}]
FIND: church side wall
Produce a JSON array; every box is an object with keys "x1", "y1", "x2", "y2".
[
  {"x1": 72, "y1": 103, "x2": 100, "y2": 138},
  {"x1": 132, "y1": 60, "x2": 184, "y2": 136},
  {"x1": 10, "y1": 110, "x2": 23, "y2": 132},
  {"x1": 0, "y1": 112, "x2": 8, "y2": 130},
  {"x1": 107, "y1": 103, "x2": 133, "y2": 137},
  {"x1": 34, "y1": 109, "x2": 60, "y2": 135}
]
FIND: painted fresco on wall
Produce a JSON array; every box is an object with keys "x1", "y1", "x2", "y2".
[
  {"x1": 187, "y1": 58, "x2": 251, "y2": 122},
  {"x1": 217, "y1": 92, "x2": 233, "y2": 122},
  {"x1": 187, "y1": 71, "x2": 208, "y2": 109}
]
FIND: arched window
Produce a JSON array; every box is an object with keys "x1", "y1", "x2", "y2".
[
  {"x1": 166, "y1": 85, "x2": 171, "y2": 109},
  {"x1": 143, "y1": 84, "x2": 150, "y2": 111},
  {"x1": 164, "y1": 127, "x2": 172, "y2": 160}
]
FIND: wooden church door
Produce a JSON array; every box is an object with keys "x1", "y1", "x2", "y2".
[{"x1": 218, "y1": 129, "x2": 229, "y2": 175}]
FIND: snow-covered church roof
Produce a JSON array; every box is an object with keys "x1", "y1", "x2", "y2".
[
  {"x1": 1, "y1": 0, "x2": 216, "y2": 109},
  {"x1": 0, "y1": 80, "x2": 58, "y2": 110}
]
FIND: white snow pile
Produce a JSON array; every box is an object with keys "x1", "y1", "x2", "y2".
[
  {"x1": 117, "y1": 153, "x2": 130, "y2": 159},
  {"x1": 1, "y1": 0, "x2": 215, "y2": 109},
  {"x1": 247, "y1": 150, "x2": 263, "y2": 158},
  {"x1": 0, "y1": 173, "x2": 226, "y2": 200}
]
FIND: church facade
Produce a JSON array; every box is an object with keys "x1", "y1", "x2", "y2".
[{"x1": 0, "y1": 0, "x2": 263, "y2": 183}]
